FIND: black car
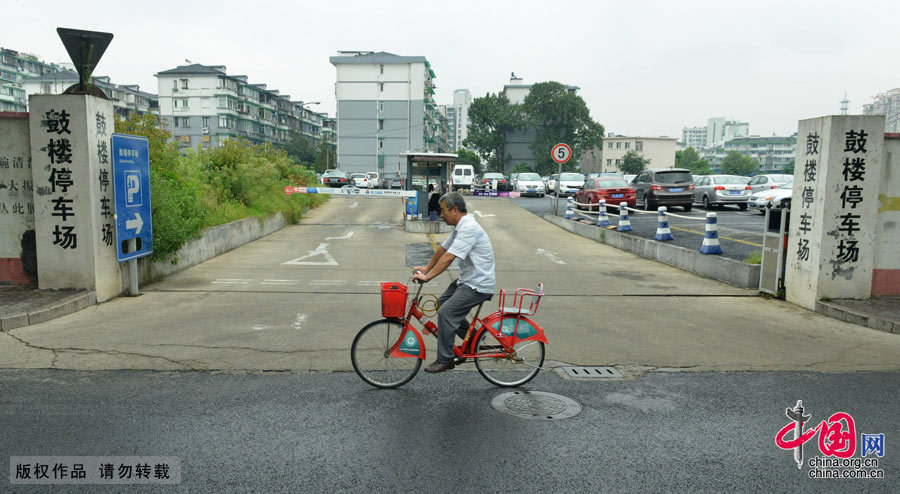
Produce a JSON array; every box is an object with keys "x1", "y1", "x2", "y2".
[
  {"x1": 321, "y1": 171, "x2": 350, "y2": 187},
  {"x1": 631, "y1": 168, "x2": 694, "y2": 212}
]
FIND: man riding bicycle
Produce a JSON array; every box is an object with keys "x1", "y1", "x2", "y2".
[{"x1": 412, "y1": 192, "x2": 495, "y2": 374}]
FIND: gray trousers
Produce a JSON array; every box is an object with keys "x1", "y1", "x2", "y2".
[{"x1": 436, "y1": 281, "x2": 493, "y2": 363}]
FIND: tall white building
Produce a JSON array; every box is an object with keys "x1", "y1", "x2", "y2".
[
  {"x1": 447, "y1": 89, "x2": 472, "y2": 152},
  {"x1": 705, "y1": 117, "x2": 749, "y2": 148},
  {"x1": 330, "y1": 51, "x2": 442, "y2": 177},
  {"x1": 863, "y1": 88, "x2": 900, "y2": 133},
  {"x1": 681, "y1": 126, "x2": 706, "y2": 150}
]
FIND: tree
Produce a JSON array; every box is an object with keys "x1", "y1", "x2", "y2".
[
  {"x1": 512, "y1": 162, "x2": 532, "y2": 173},
  {"x1": 721, "y1": 151, "x2": 759, "y2": 176},
  {"x1": 463, "y1": 93, "x2": 523, "y2": 174},
  {"x1": 782, "y1": 159, "x2": 795, "y2": 175},
  {"x1": 284, "y1": 133, "x2": 317, "y2": 168},
  {"x1": 523, "y1": 82, "x2": 604, "y2": 176},
  {"x1": 619, "y1": 151, "x2": 650, "y2": 174},
  {"x1": 676, "y1": 147, "x2": 700, "y2": 169},
  {"x1": 312, "y1": 139, "x2": 335, "y2": 173},
  {"x1": 454, "y1": 148, "x2": 484, "y2": 176},
  {"x1": 691, "y1": 159, "x2": 713, "y2": 175}
]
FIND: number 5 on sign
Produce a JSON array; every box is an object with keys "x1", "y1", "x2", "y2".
[{"x1": 552, "y1": 143, "x2": 572, "y2": 164}]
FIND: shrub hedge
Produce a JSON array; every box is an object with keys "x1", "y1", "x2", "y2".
[{"x1": 115, "y1": 113, "x2": 325, "y2": 261}]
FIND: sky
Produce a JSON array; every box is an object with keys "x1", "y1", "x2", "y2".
[{"x1": 5, "y1": 0, "x2": 898, "y2": 139}]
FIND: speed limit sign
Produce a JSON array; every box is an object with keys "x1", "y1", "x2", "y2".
[{"x1": 551, "y1": 143, "x2": 572, "y2": 164}]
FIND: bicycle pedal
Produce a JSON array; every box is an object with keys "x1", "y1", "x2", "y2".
[{"x1": 452, "y1": 357, "x2": 467, "y2": 365}]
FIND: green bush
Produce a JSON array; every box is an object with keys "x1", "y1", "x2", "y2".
[
  {"x1": 115, "y1": 113, "x2": 325, "y2": 262},
  {"x1": 744, "y1": 249, "x2": 762, "y2": 264}
]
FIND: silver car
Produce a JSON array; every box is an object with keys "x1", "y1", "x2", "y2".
[
  {"x1": 694, "y1": 175, "x2": 751, "y2": 210},
  {"x1": 746, "y1": 174, "x2": 791, "y2": 194},
  {"x1": 749, "y1": 180, "x2": 793, "y2": 213}
]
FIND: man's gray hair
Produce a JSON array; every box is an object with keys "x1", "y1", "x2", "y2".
[{"x1": 438, "y1": 192, "x2": 467, "y2": 213}]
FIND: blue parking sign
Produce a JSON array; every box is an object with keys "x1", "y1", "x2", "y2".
[{"x1": 112, "y1": 134, "x2": 153, "y2": 261}]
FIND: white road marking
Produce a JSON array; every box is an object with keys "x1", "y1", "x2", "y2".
[
  {"x1": 349, "y1": 202, "x2": 358, "y2": 208},
  {"x1": 212, "y1": 279, "x2": 251, "y2": 284},
  {"x1": 355, "y1": 281, "x2": 382, "y2": 286},
  {"x1": 261, "y1": 281, "x2": 297, "y2": 285},
  {"x1": 310, "y1": 280, "x2": 345, "y2": 286},
  {"x1": 472, "y1": 210, "x2": 495, "y2": 217},
  {"x1": 325, "y1": 231, "x2": 354, "y2": 240},
  {"x1": 282, "y1": 243, "x2": 339, "y2": 266},
  {"x1": 293, "y1": 314, "x2": 307, "y2": 330},
  {"x1": 536, "y1": 248, "x2": 566, "y2": 264},
  {"x1": 250, "y1": 324, "x2": 271, "y2": 331}
]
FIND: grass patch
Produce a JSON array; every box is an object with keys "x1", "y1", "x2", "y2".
[{"x1": 744, "y1": 249, "x2": 762, "y2": 264}]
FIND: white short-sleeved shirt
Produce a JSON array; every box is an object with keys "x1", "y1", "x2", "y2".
[{"x1": 441, "y1": 214, "x2": 495, "y2": 294}]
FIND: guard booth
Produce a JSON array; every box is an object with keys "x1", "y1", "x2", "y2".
[{"x1": 399, "y1": 152, "x2": 457, "y2": 218}]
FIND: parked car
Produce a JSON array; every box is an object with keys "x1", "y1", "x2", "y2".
[
  {"x1": 631, "y1": 168, "x2": 694, "y2": 212},
  {"x1": 514, "y1": 172, "x2": 545, "y2": 197},
  {"x1": 321, "y1": 170, "x2": 350, "y2": 187},
  {"x1": 749, "y1": 180, "x2": 793, "y2": 213},
  {"x1": 366, "y1": 172, "x2": 380, "y2": 188},
  {"x1": 555, "y1": 172, "x2": 586, "y2": 196},
  {"x1": 452, "y1": 164, "x2": 475, "y2": 189},
  {"x1": 693, "y1": 175, "x2": 752, "y2": 210},
  {"x1": 546, "y1": 174, "x2": 558, "y2": 194},
  {"x1": 692, "y1": 175, "x2": 709, "y2": 186},
  {"x1": 390, "y1": 177, "x2": 404, "y2": 189},
  {"x1": 509, "y1": 173, "x2": 520, "y2": 189},
  {"x1": 480, "y1": 172, "x2": 509, "y2": 191},
  {"x1": 576, "y1": 178, "x2": 635, "y2": 212},
  {"x1": 746, "y1": 174, "x2": 792, "y2": 194},
  {"x1": 350, "y1": 173, "x2": 370, "y2": 188},
  {"x1": 623, "y1": 174, "x2": 636, "y2": 184}
]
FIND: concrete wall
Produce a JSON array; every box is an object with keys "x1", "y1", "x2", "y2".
[
  {"x1": 0, "y1": 113, "x2": 35, "y2": 285},
  {"x1": 873, "y1": 135, "x2": 900, "y2": 294}
]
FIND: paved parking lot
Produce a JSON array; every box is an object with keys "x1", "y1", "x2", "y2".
[{"x1": 511, "y1": 195, "x2": 767, "y2": 262}]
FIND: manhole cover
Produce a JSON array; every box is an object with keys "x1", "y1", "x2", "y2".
[
  {"x1": 491, "y1": 391, "x2": 582, "y2": 420},
  {"x1": 561, "y1": 366, "x2": 623, "y2": 379}
]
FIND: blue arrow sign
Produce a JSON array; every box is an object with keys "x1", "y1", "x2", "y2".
[{"x1": 112, "y1": 133, "x2": 153, "y2": 262}]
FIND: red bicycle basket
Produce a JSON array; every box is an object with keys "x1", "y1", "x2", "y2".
[{"x1": 380, "y1": 282, "x2": 408, "y2": 318}]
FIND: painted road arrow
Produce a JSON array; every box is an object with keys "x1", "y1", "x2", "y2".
[{"x1": 126, "y1": 212, "x2": 144, "y2": 234}]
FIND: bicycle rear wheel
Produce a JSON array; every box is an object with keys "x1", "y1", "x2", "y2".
[
  {"x1": 474, "y1": 330, "x2": 544, "y2": 387},
  {"x1": 351, "y1": 319, "x2": 421, "y2": 389}
]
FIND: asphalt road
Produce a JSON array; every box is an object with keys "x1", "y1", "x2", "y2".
[
  {"x1": 511, "y1": 194, "x2": 768, "y2": 262},
  {"x1": 1, "y1": 369, "x2": 895, "y2": 492}
]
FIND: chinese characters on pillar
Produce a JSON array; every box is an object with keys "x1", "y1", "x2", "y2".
[
  {"x1": 796, "y1": 132, "x2": 819, "y2": 262},
  {"x1": 45, "y1": 108, "x2": 77, "y2": 250},
  {"x1": 96, "y1": 112, "x2": 114, "y2": 246},
  {"x1": 0, "y1": 155, "x2": 34, "y2": 217},
  {"x1": 835, "y1": 130, "x2": 867, "y2": 268}
]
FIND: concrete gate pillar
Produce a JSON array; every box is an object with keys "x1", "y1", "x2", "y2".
[
  {"x1": 28, "y1": 94, "x2": 121, "y2": 301},
  {"x1": 785, "y1": 115, "x2": 885, "y2": 310}
]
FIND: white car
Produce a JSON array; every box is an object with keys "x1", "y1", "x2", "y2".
[
  {"x1": 746, "y1": 174, "x2": 791, "y2": 194},
  {"x1": 350, "y1": 173, "x2": 369, "y2": 188},
  {"x1": 748, "y1": 180, "x2": 793, "y2": 213},
  {"x1": 514, "y1": 172, "x2": 545, "y2": 197},
  {"x1": 555, "y1": 172, "x2": 586, "y2": 197},
  {"x1": 365, "y1": 171, "x2": 379, "y2": 189}
]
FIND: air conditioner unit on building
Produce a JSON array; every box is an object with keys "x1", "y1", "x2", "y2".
[
  {"x1": 202, "y1": 127, "x2": 209, "y2": 134},
  {"x1": 172, "y1": 87, "x2": 178, "y2": 92}
]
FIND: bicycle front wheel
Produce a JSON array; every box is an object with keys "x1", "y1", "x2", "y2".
[
  {"x1": 474, "y1": 330, "x2": 545, "y2": 387},
  {"x1": 351, "y1": 319, "x2": 421, "y2": 389}
]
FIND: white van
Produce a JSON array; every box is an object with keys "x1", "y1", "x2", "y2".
[{"x1": 452, "y1": 164, "x2": 475, "y2": 189}]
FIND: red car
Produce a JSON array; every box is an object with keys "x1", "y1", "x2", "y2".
[{"x1": 575, "y1": 178, "x2": 636, "y2": 212}]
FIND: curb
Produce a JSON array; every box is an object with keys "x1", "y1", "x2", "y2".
[
  {"x1": 544, "y1": 214, "x2": 760, "y2": 289},
  {"x1": 815, "y1": 301, "x2": 899, "y2": 334},
  {"x1": 0, "y1": 290, "x2": 96, "y2": 332}
]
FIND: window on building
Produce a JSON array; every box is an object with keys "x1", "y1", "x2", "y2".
[
  {"x1": 379, "y1": 82, "x2": 384, "y2": 92},
  {"x1": 202, "y1": 117, "x2": 210, "y2": 127},
  {"x1": 607, "y1": 159, "x2": 612, "y2": 166},
  {"x1": 379, "y1": 64, "x2": 384, "y2": 74},
  {"x1": 636, "y1": 141, "x2": 643, "y2": 152},
  {"x1": 181, "y1": 98, "x2": 188, "y2": 108},
  {"x1": 615, "y1": 159, "x2": 621, "y2": 165},
  {"x1": 625, "y1": 142, "x2": 630, "y2": 149},
  {"x1": 378, "y1": 120, "x2": 384, "y2": 130},
  {"x1": 608, "y1": 142, "x2": 613, "y2": 149},
  {"x1": 172, "y1": 80, "x2": 178, "y2": 90},
  {"x1": 379, "y1": 102, "x2": 384, "y2": 111},
  {"x1": 379, "y1": 140, "x2": 384, "y2": 149},
  {"x1": 181, "y1": 79, "x2": 189, "y2": 89},
  {"x1": 616, "y1": 142, "x2": 621, "y2": 148}
]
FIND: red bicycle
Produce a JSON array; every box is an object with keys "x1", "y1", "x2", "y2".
[{"x1": 351, "y1": 279, "x2": 548, "y2": 388}]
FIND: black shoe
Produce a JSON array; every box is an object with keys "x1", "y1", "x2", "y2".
[
  {"x1": 424, "y1": 360, "x2": 455, "y2": 373},
  {"x1": 452, "y1": 356, "x2": 467, "y2": 365}
]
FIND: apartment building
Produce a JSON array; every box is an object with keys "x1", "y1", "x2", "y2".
[
  {"x1": 447, "y1": 89, "x2": 472, "y2": 151},
  {"x1": 681, "y1": 126, "x2": 707, "y2": 150},
  {"x1": 23, "y1": 70, "x2": 158, "y2": 118},
  {"x1": 580, "y1": 136, "x2": 677, "y2": 173},
  {"x1": 330, "y1": 51, "x2": 442, "y2": 177},
  {"x1": 155, "y1": 63, "x2": 326, "y2": 150},
  {"x1": 863, "y1": 88, "x2": 900, "y2": 133},
  {"x1": 0, "y1": 47, "x2": 62, "y2": 112},
  {"x1": 702, "y1": 135, "x2": 796, "y2": 173}
]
